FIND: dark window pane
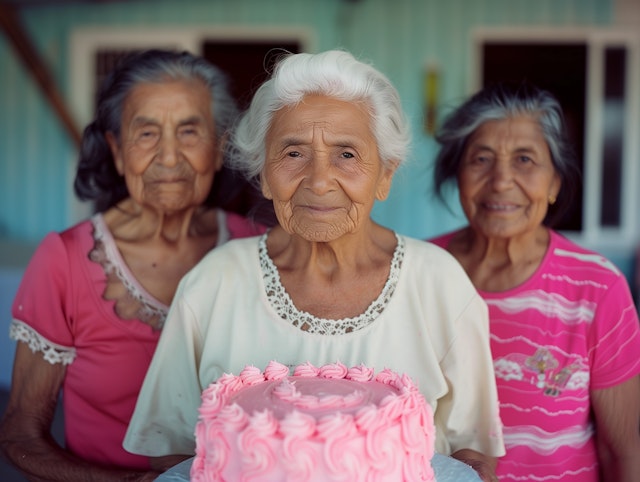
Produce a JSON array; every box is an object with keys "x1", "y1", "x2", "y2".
[{"x1": 600, "y1": 47, "x2": 626, "y2": 227}]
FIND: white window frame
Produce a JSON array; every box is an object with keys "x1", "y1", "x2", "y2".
[
  {"x1": 471, "y1": 27, "x2": 640, "y2": 256},
  {"x1": 67, "y1": 26, "x2": 315, "y2": 223}
]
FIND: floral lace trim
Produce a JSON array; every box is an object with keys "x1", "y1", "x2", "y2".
[
  {"x1": 90, "y1": 215, "x2": 168, "y2": 330},
  {"x1": 259, "y1": 233, "x2": 403, "y2": 335},
  {"x1": 9, "y1": 319, "x2": 76, "y2": 365}
]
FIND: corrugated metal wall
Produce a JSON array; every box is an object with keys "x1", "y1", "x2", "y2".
[{"x1": 0, "y1": 0, "x2": 613, "y2": 245}]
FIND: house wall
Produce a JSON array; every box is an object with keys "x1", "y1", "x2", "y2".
[{"x1": 0, "y1": 0, "x2": 634, "y2": 389}]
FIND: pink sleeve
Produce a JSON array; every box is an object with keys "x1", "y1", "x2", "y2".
[
  {"x1": 11, "y1": 232, "x2": 75, "y2": 347},
  {"x1": 588, "y1": 275, "x2": 640, "y2": 389},
  {"x1": 225, "y1": 211, "x2": 268, "y2": 239}
]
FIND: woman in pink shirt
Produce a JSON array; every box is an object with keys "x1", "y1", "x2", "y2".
[
  {"x1": 0, "y1": 50, "x2": 267, "y2": 481},
  {"x1": 429, "y1": 82, "x2": 640, "y2": 481}
]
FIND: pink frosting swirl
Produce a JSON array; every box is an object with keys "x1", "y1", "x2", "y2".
[
  {"x1": 238, "y1": 410, "x2": 279, "y2": 480},
  {"x1": 216, "y1": 403, "x2": 249, "y2": 432},
  {"x1": 400, "y1": 391, "x2": 434, "y2": 451},
  {"x1": 198, "y1": 384, "x2": 226, "y2": 417},
  {"x1": 346, "y1": 364, "x2": 374, "y2": 382},
  {"x1": 316, "y1": 412, "x2": 363, "y2": 478},
  {"x1": 279, "y1": 411, "x2": 318, "y2": 480},
  {"x1": 273, "y1": 379, "x2": 366, "y2": 410},
  {"x1": 292, "y1": 361, "x2": 319, "y2": 377},
  {"x1": 264, "y1": 360, "x2": 290, "y2": 381},
  {"x1": 357, "y1": 404, "x2": 403, "y2": 475},
  {"x1": 375, "y1": 368, "x2": 402, "y2": 387},
  {"x1": 318, "y1": 361, "x2": 348, "y2": 379},
  {"x1": 191, "y1": 420, "x2": 231, "y2": 480},
  {"x1": 399, "y1": 373, "x2": 420, "y2": 393},
  {"x1": 239, "y1": 365, "x2": 264, "y2": 386},
  {"x1": 215, "y1": 373, "x2": 244, "y2": 399}
]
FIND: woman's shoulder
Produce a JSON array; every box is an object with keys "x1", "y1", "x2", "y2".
[
  {"x1": 223, "y1": 210, "x2": 269, "y2": 238},
  {"x1": 27, "y1": 218, "x2": 94, "y2": 262},
  {"x1": 183, "y1": 235, "x2": 262, "y2": 279},
  {"x1": 400, "y1": 234, "x2": 473, "y2": 280},
  {"x1": 403, "y1": 233, "x2": 464, "y2": 262},
  {"x1": 548, "y1": 230, "x2": 624, "y2": 278},
  {"x1": 426, "y1": 229, "x2": 461, "y2": 249},
  {"x1": 175, "y1": 235, "x2": 263, "y2": 306}
]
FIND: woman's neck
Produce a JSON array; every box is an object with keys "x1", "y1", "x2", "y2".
[
  {"x1": 104, "y1": 198, "x2": 217, "y2": 245},
  {"x1": 449, "y1": 226, "x2": 551, "y2": 292}
]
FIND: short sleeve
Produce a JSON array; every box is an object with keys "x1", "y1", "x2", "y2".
[
  {"x1": 588, "y1": 275, "x2": 640, "y2": 389},
  {"x1": 123, "y1": 290, "x2": 205, "y2": 457},
  {"x1": 437, "y1": 294, "x2": 506, "y2": 457},
  {"x1": 11, "y1": 232, "x2": 75, "y2": 348}
]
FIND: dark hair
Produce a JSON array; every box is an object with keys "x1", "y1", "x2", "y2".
[
  {"x1": 73, "y1": 49, "x2": 239, "y2": 212},
  {"x1": 433, "y1": 82, "x2": 580, "y2": 227}
]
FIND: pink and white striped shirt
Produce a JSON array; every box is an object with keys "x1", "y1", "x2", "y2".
[{"x1": 430, "y1": 229, "x2": 640, "y2": 482}]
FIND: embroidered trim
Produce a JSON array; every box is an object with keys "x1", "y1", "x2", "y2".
[
  {"x1": 9, "y1": 319, "x2": 76, "y2": 365},
  {"x1": 90, "y1": 215, "x2": 168, "y2": 330},
  {"x1": 259, "y1": 233, "x2": 403, "y2": 334}
]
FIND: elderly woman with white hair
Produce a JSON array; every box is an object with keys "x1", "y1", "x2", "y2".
[{"x1": 124, "y1": 49, "x2": 505, "y2": 481}]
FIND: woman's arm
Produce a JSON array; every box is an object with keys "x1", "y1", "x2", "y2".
[
  {"x1": 451, "y1": 449, "x2": 498, "y2": 482},
  {"x1": 592, "y1": 374, "x2": 640, "y2": 482},
  {"x1": 0, "y1": 342, "x2": 160, "y2": 482}
]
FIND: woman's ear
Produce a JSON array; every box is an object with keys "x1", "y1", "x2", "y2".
[
  {"x1": 105, "y1": 131, "x2": 124, "y2": 175},
  {"x1": 550, "y1": 172, "x2": 562, "y2": 204},
  {"x1": 375, "y1": 160, "x2": 399, "y2": 201}
]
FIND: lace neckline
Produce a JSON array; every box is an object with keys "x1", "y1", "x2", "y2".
[
  {"x1": 90, "y1": 214, "x2": 169, "y2": 330},
  {"x1": 259, "y1": 233, "x2": 403, "y2": 335}
]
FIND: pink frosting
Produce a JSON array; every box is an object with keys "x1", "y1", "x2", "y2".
[
  {"x1": 318, "y1": 361, "x2": 348, "y2": 379},
  {"x1": 263, "y1": 360, "x2": 289, "y2": 381},
  {"x1": 191, "y1": 362, "x2": 435, "y2": 482},
  {"x1": 273, "y1": 378, "x2": 367, "y2": 410},
  {"x1": 347, "y1": 364, "x2": 375, "y2": 382},
  {"x1": 292, "y1": 361, "x2": 320, "y2": 377},
  {"x1": 239, "y1": 365, "x2": 264, "y2": 385}
]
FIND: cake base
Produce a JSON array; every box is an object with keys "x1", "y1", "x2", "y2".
[{"x1": 156, "y1": 454, "x2": 482, "y2": 482}]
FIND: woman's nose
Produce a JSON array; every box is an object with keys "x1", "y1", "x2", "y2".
[
  {"x1": 156, "y1": 134, "x2": 179, "y2": 167},
  {"x1": 489, "y1": 161, "x2": 514, "y2": 189},
  {"x1": 306, "y1": 154, "x2": 333, "y2": 193}
]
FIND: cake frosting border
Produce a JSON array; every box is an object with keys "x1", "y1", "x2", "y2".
[{"x1": 191, "y1": 361, "x2": 436, "y2": 482}]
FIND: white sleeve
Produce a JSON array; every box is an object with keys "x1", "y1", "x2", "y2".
[
  {"x1": 436, "y1": 293, "x2": 505, "y2": 457},
  {"x1": 123, "y1": 291, "x2": 204, "y2": 457}
]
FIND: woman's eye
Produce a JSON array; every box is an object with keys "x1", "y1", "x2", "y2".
[
  {"x1": 135, "y1": 130, "x2": 159, "y2": 146},
  {"x1": 178, "y1": 128, "x2": 201, "y2": 146},
  {"x1": 470, "y1": 155, "x2": 489, "y2": 164},
  {"x1": 517, "y1": 155, "x2": 533, "y2": 163},
  {"x1": 340, "y1": 151, "x2": 355, "y2": 159},
  {"x1": 286, "y1": 150, "x2": 301, "y2": 158}
]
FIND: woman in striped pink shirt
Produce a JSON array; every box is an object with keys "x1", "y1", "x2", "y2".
[{"x1": 429, "y1": 82, "x2": 640, "y2": 482}]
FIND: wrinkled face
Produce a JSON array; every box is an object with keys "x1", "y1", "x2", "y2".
[
  {"x1": 261, "y1": 94, "x2": 396, "y2": 242},
  {"x1": 457, "y1": 115, "x2": 561, "y2": 239},
  {"x1": 107, "y1": 79, "x2": 221, "y2": 213}
]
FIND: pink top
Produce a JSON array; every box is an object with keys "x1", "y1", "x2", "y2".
[
  {"x1": 430, "y1": 229, "x2": 640, "y2": 482},
  {"x1": 10, "y1": 211, "x2": 266, "y2": 470}
]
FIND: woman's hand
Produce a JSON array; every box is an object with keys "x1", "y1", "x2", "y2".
[{"x1": 451, "y1": 448, "x2": 498, "y2": 482}]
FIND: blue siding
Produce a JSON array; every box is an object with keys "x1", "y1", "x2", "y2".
[{"x1": 0, "y1": 0, "x2": 616, "y2": 244}]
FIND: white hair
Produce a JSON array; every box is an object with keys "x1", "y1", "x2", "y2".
[{"x1": 227, "y1": 49, "x2": 411, "y2": 180}]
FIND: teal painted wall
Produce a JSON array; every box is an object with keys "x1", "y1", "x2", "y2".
[{"x1": 0, "y1": 0, "x2": 614, "y2": 246}]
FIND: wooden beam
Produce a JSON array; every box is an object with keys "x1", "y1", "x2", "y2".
[{"x1": 0, "y1": 4, "x2": 82, "y2": 148}]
